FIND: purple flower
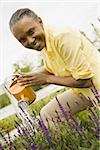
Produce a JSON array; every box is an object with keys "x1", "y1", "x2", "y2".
[
  {"x1": 55, "y1": 110, "x2": 62, "y2": 123},
  {"x1": 59, "y1": 99, "x2": 85, "y2": 137},
  {"x1": 88, "y1": 97, "x2": 97, "y2": 106},
  {"x1": 70, "y1": 115, "x2": 84, "y2": 137},
  {"x1": 88, "y1": 107, "x2": 100, "y2": 139},
  {"x1": 19, "y1": 108, "x2": 36, "y2": 135},
  {"x1": 89, "y1": 115, "x2": 100, "y2": 139},
  {"x1": 38, "y1": 116, "x2": 51, "y2": 143},
  {"x1": 55, "y1": 96, "x2": 70, "y2": 121},
  {"x1": 31, "y1": 144, "x2": 36, "y2": 150},
  {"x1": 91, "y1": 81, "x2": 100, "y2": 103},
  {"x1": 88, "y1": 107, "x2": 99, "y2": 126},
  {"x1": 0, "y1": 145, "x2": 4, "y2": 150}
]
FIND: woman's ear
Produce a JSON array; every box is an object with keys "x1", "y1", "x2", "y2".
[{"x1": 37, "y1": 17, "x2": 43, "y2": 25}]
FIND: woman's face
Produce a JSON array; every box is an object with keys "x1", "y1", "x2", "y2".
[{"x1": 11, "y1": 16, "x2": 46, "y2": 51}]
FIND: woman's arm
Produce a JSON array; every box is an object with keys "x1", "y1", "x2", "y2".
[
  {"x1": 17, "y1": 70, "x2": 92, "y2": 88},
  {"x1": 46, "y1": 75, "x2": 92, "y2": 88}
]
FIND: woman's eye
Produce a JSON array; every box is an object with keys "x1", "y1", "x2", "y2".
[
  {"x1": 20, "y1": 39, "x2": 26, "y2": 44},
  {"x1": 28, "y1": 30, "x2": 34, "y2": 35}
]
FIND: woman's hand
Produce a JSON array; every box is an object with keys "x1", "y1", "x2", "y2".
[{"x1": 16, "y1": 72, "x2": 50, "y2": 87}]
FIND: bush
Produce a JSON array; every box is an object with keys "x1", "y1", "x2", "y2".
[
  {"x1": 0, "y1": 87, "x2": 99, "y2": 149},
  {"x1": 0, "y1": 93, "x2": 11, "y2": 109},
  {"x1": 1, "y1": 106, "x2": 99, "y2": 150},
  {"x1": 0, "y1": 115, "x2": 22, "y2": 134}
]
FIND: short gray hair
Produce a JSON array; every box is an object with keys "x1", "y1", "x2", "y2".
[{"x1": 9, "y1": 8, "x2": 38, "y2": 29}]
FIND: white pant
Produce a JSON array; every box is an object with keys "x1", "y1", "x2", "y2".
[{"x1": 40, "y1": 89, "x2": 93, "y2": 128}]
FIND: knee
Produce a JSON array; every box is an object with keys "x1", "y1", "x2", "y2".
[
  {"x1": 40, "y1": 106, "x2": 46, "y2": 118},
  {"x1": 40, "y1": 102, "x2": 51, "y2": 117},
  {"x1": 40, "y1": 105, "x2": 50, "y2": 121},
  {"x1": 40, "y1": 106, "x2": 49, "y2": 127}
]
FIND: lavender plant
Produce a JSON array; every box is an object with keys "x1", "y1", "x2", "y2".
[{"x1": 0, "y1": 85, "x2": 99, "y2": 149}]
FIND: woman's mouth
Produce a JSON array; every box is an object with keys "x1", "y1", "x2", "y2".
[
  {"x1": 34, "y1": 42, "x2": 40, "y2": 49},
  {"x1": 33, "y1": 40, "x2": 44, "y2": 51},
  {"x1": 32, "y1": 42, "x2": 40, "y2": 50}
]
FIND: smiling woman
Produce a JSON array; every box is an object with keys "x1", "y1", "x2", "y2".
[
  {"x1": 10, "y1": 9, "x2": 46, "y2": 50},
  {"x1": 0, "y1": 2, "x2": 99, "y2": 149},
  {"x1": 8, "y1": 7, "x2": 100, "y2": 129},
  {"x1": 0, "y1": 1, "x2": 98, "y2": 85}
]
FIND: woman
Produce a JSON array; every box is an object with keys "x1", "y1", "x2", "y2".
[{"x1": 9, "y1": 8, "x2": 100, "y2": 127}]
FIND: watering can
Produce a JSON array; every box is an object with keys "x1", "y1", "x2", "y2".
[{"x1": 4, "y1": 75, "x2": 36, "y2": 105}]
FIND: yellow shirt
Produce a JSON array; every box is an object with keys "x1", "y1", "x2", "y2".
[{"x1": 42, "y1": 26, "x2": 100, "y2": 104}]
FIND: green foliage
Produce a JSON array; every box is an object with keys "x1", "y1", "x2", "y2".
[
  {"x1": 0, "y1": 91, "x2": 99, "y2": 149},
  {"x1": 3, "y1": 107, "x2": 99, "y2": 150},
  {"x1": 12, "y1": 61, "x2": 43, "y2": 91},
  {"x1": 0, "y1": 88, "x2": 66, "y2": 134},
  {"x1": 0, "y1": 93, "x2": 11, "y2": 109},
  {"x1": 0, "y1": 115, "x2": 22, "y2": 134},
  {"x1": 31, "y1": 85, "x2": 42, "y2": 91},
  {"x1": 13, "y1": 63, "x2": 32, "y2": 73},
  {"x1": 29, "y1": 88, "x2": 66, "y2": 115}
]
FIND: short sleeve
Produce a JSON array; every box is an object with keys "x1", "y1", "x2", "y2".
[
  {"x1": 43, "y1": 59, "x2": 53, "y2": 73},
  {"x1": 42, "y1": 54, "x2": 53, "y2": 74},
  {"x1": 57, "y1": 32, "x2": 94, "y2": 80}
]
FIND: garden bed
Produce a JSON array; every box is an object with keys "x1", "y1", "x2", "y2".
[{"x1": 0, "y1": 88, "x2": 99, "y2": 149}]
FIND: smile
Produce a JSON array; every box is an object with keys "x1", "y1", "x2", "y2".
[{"x1": 33, "y1": 41, "x2": 40, "y2": 49}]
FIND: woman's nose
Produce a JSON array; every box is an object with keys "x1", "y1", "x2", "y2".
[{"x1": 27, "y1": 36, "x2": 35, "y2": 44}]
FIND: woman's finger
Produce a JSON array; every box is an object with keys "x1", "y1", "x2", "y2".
[
  {"x1": 19, "y1": 81, "x2": 36, "y2": 87},
  {"x1": 18, "y1": 72, "x2": 34, "y2": 77},
  {"x1": 17, "y1": 76, "x2": 34, "y2": 82}
]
